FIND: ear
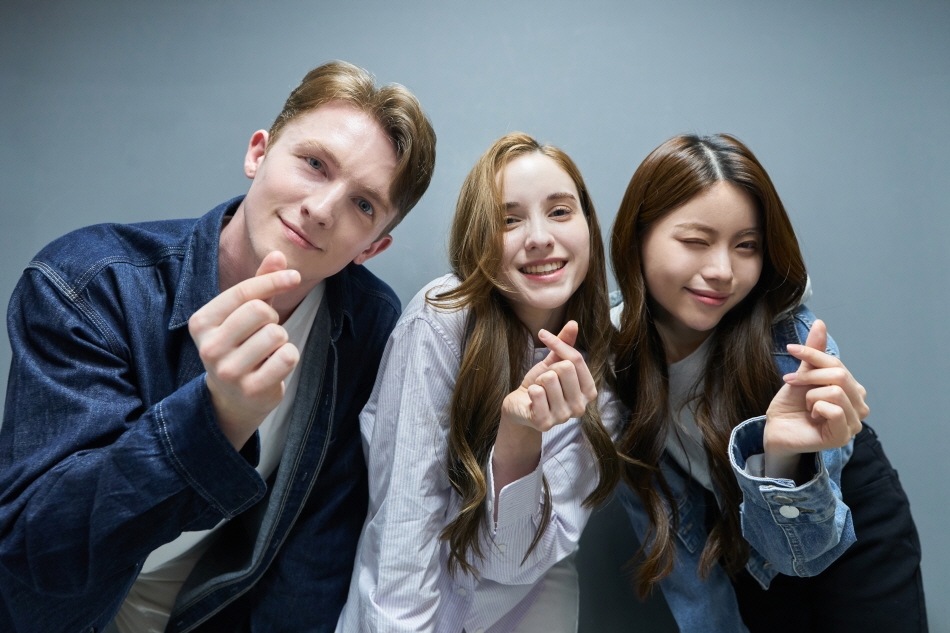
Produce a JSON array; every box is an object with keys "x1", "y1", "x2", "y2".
[
  {"x1": 352, "y1": 235, "x2": 393, "y2": 265},
  {"x1": 244, "y1": 130, "x2": 269, "y2": 179}
]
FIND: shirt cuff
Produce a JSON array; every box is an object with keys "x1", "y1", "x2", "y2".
[{"x1": 486, "y1": 446, "x2": 544, "y2": 531}]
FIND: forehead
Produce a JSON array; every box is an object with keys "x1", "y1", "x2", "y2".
[
  {"x1": 499, "y1": 153, "x2": 578, "y2": 201},
  {"x1": 660, "y1": 181, "x2": 759, "y2": 232}
]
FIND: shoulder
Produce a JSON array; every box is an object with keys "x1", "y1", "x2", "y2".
[
  {"x1": 392, "y1": 274, "x2": 469, "y2": 358},
  {"x1": 27, "y1": 218, "x2": 196, "y2": 295}
]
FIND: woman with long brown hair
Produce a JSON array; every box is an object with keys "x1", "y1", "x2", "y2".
[
  {"x1": 337, "y1": 132, "x2": 620, "y2": 632},
  {"x1": 610, "y1": 133, "x2": 925, "y2": 632}
]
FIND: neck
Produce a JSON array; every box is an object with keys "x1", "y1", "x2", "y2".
[
  {"x1": 654, "y1": 319, "x2": 712, "y2": 365},
  {"x1": 511, "y1": 304, "x2": 568, "y2": 346}
]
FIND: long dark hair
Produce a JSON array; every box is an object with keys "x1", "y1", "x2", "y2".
[
  {"x1": 430, "y1": 132, "x2": 620, "y2": 576},
  {"x1": 610, "y1": 134, "x2": 807, "y2": 596}
]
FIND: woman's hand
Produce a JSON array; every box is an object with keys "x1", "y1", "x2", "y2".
[
  {"x1": 763, "y1": 319, "x2": 869, "y2": 480},
  {"x1": 491, "y1": 321, "x2": 597, "y2": 506}
]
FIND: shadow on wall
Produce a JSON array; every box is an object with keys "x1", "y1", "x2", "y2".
[{"x1": 578, "y1": 492, "x2": 678, "y2": 632}]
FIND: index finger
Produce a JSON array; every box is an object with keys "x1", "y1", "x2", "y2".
[
  {"x1": 538, "y1": 327, "x2": 596, "y2": 397},
  {"x1": 198, "y1": 269, "x2": 301, "y2": 327}
]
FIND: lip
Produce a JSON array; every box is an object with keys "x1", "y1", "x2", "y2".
[
  {"x1": 280, "y1": 217, "x2": 318, "y2": 250},
  {"x1": 687, "y1": 288, "x2": 729, "y2": 306},
  {"x1": 518, "y1": 258, "x2": 567, "y2": 280}
]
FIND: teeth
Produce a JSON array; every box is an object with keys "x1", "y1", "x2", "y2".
[{"x1": 521, "y1": 262, "x2": 565, "y2": 274}]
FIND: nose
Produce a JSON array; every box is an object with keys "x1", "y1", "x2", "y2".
[
  {"x1": 301, "y1": 182, "x2": 346, "y2": 228},
  {"x1": 524, "y1": 218, "x2": 555, "y2": 252},
  {"x1": 702, "y1": 246, "x2": 734, "y2": 285}
]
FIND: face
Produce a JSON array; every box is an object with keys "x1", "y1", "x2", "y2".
[
  {"x1": 641, "y1": 181, "x2": 763, "y2": 354},
  {"x1": 498, "y1": 152, "x2": 590, "y2": 335},
  {"x1": 233, "y1": 101, "x2": 398, "y2": 289}
]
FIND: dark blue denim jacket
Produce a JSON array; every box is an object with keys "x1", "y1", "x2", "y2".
[
  {"x1": 0, "y1": 197, "x2": 400, "y2": 632},
  {"x1": 610, "y1": 297, "x2": 856, "y2": 633}
]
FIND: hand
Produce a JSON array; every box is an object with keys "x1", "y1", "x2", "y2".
[
  {"x1": 189, "y1": 251, "x2": 302, "y2": 450},
  {"x1": 763, "y1": 319, "x2": 869, "y2": 479},
  {"x1": 490, "y1": 321, "x2": 597, "y2": 503},
  {"x1": 501, "y1": 320, "x2": 598, "y2": 433}
]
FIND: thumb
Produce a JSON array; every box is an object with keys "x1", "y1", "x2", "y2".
[
  {"x1": 256, "y1": 251, "x2": 289, "y2": 277},
  {"x1": 799, "y1": 319, "x2": 827, "y2": 372}
]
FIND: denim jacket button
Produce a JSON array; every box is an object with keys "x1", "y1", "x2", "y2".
[{"x1": 779, "y1": 505, "x2": 800, "y2": 518}]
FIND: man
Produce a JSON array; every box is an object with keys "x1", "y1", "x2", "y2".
[{"x1": 0, "y1": 61, "x2": 436, "y2": 632}]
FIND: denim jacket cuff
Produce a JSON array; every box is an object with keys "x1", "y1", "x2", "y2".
[
  {"x1": 730, "y1": 416, "x2": 837, "y2": 523},
  {"x1": 154, "y1": 374, "x2": 267, "y2": 519}
]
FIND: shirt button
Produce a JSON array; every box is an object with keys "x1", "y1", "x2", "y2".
[
  {"x1": 779, "y1": 505, "x2": 801, "y2": 518},
  {"x1": 456, "y1": 587, "x2": 467, "y2": 596},
  {"x1": 497, "y1": 544, "x2": 507, "y2": 553}
]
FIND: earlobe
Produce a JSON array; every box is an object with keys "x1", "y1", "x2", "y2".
[
  {"x1": 352, "y1": 235, "x2": 393, "y2": 265},
  {"x1": 244, "y1": 130, "x2": 269, "y2": 179}
]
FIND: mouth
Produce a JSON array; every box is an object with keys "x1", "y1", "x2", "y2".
[
  {"x1": 519, "y1": 260, "x2": 566, "y2": 276},
  {"x1": 687, "y1": 288, "x2": 729, "y2": 306},
  {"x1": 280, "y1": 217, "x2": 318, "y2": 250}
]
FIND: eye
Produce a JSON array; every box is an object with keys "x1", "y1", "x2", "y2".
[
  {"x1": 680, "y1": 238, "x2": 708, "y2": 247},
  {"x1": 504, "y1": 216, "x2": 520, "y2": 226},
  {"x1": 550, "y1": 206, "x2": 573, "y2": 218},
  {"x1": 737, "y1": 240, "x2": 759, "y2": 251},
  {"x1": 356, "y1": 199, "x2": 374, "y2": 217}
]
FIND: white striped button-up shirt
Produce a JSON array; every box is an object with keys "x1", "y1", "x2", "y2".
[{"x1": 336, "y1": 275, "x2": 618, "y2": 633}]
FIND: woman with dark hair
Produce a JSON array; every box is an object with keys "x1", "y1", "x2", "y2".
[
  {"x1": 610, "y1": 134, "x2": 926, "y2": 632},
  {"x1": 337, "y1": 132, "x2": 620, "y2": 632}
]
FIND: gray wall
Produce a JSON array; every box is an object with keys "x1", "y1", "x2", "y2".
[{"x1": 2, "y1": 0, "x2": 947, "y2": 629}]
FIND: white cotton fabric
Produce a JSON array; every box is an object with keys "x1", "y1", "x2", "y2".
[{"x1": 337, "y1": 274, "x2": 618, "y2": 633}]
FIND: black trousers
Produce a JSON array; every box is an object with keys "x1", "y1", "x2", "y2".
[{"x1": 731, "y1": 424, "x2": 928, "y2": 632}]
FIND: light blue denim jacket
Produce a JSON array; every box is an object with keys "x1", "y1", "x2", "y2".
[{"x1": 610, "y1": 295, "x2": 856, "y2": 633}]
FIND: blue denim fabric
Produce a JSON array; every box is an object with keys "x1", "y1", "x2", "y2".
[
  {"x1": 610, "y1": 292, "x2": 856, "y2": 633},
  {"x1": 0, "y1": 197, "x2": 400, "y2": 632}
]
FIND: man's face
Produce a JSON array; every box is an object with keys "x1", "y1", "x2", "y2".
[{"x1": 237, "y1": 101, "x2": 399, "y2": 289}]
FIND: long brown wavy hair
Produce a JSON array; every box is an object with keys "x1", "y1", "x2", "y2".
[
  {"x1": 610, "y1": 134, "x2": 808, "y2": 596},
  {"x1": 430, "y1": 132, "x2": 620, "y2": 576}
]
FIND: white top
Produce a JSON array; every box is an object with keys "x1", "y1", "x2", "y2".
[
  {"x1": 665, "y1": 337, "x2": 714, "y2": 491},
  {"x1": 337, "y1": 275, "x2": 619, "y2": 633},
  {"x1": 115, "y1": 282, "x2": 325, "y2": 633}
]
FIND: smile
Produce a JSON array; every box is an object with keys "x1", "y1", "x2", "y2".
[
  {"x1": 687, "y1": 288, "x2": 729, "y2": 306},
  {"x1": 519, "y1": 261, "x2": 566, "y2": 275},
  {"x1": 280, "y1": 217, "x2": 318, "y2": 250}
]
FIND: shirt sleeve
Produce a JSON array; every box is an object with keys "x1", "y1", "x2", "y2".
[
  {"x1": 729, "y1": 416, "x2": 856, "y2": 577},
  {"x1": 337, "y1": 312, "x2": 459, "y2": 633},
  {"x1": 476, "y1": 388, "x2": 621, "y2": 585},
  {"x1": 0, "y1": 269, "x2": 266, "y2": 597}
]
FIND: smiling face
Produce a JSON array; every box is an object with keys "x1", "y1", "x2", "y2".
[
  {"x1": 220, "y1": 101, "x2": 398, "y2": 305},
  {"x1": 497, "y1": 152, "x2": 591, "y2": 336},
  {"x1": 641, "y1": 181, "x2": 763, "y2": 361}
]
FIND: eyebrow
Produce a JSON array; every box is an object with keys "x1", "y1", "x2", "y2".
[
  {"x1": 295, "y1": 139, "x2": 391, "y2": 213},
  {"x1": 673, "y1": 222, "x2": 762, "y2": 237},
  {"x1": 504, "y1": 191, "x2": 578, "y2": 209}
]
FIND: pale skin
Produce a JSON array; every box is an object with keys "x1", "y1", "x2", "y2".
[
  {"x1": 642, "y1": 182, "x2": 869, "y2": 481},
  {"x1": 489, "y1": 153, "x2": 598, "y2": 510},
  {"x1": 188, "y1": 102, "x2": 399, "y2": 450}
]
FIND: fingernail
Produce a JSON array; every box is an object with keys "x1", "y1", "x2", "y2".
[
  {"x1": 787, "y1": 344, "x2": 802, "y2": 353},
  {"x1": 282, "y1": 270, "x2": 299, "y2": 283},
  {"x1": 538, "y1": 329, "x2": 550, "y2": 338},
  {"x1": 783, "y1": 372, "x2": 796, "y2": 383}
]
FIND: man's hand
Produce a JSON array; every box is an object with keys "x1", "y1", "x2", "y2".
[
  {"x1": 189, "y1": 251, "x2": 302, "y2": 450},
  {"x1": 763, "y1": 319, "x2": 869, "y2": 479}
]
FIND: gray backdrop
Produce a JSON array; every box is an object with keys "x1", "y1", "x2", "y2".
[{"x1": 2, "y1": 0, "x2": 947, "y2": 630}]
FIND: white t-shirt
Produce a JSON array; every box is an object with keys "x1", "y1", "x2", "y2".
[{"x1": 114, "y1": 282, "x2": 325, "y2": 633}]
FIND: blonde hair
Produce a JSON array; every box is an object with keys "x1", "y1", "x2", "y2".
[
  {"x1": 269, "y1": 61, "x2": 436, "y2": 230},
  {"x1": 430, "y1": 132, "x2": 620, "y2": 576}
]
